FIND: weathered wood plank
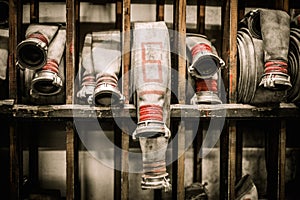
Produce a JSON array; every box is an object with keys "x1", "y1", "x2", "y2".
[
  {"x1": 8, "y1": 0, "x2": 21, "y2": 101},
  {"x1": 156, "y1": 0, "x2": 165, "y2": 21},
  {"x1": 278, "y1": 120, "x2": 286, "y2": 200},
  {"x1": 196, "y1": 0, "x2": 205, "y2": 34},
  {"x1": 66, "y1": 0, "x2": 77, "y2": 104},
  {"x1": 121, "y1": 0, "x2": 131, "y2": 199},
  {"x1": 9, "y1": 123, "x2": 22, "y2": 200},
  {"x1": 173, "y1": 0, "x2": 186, "y2": 199},
  {"x1": 66, "y1": 121, "x2": 79, "y2": 200}
]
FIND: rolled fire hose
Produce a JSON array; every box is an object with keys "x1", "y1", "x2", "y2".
[
  {"x1": 77, "y1": 33, "x2": 96, "y2": 104},
  {"x1": 132, "y1": 21, "x2": 171, "y2": 191},
  {"x1": 239, "y1": 9, "x2": 291, "y2": 91},
  {"x1": 0, "y1": 28, "x2": 9, "y2": 81},
  {"x1": 17, "y1": 24, "x2": 60, "y2": 70},
  {"x1": 31, "y1": 28, "x2": 66, "y2": 96},
  {"x1": 91, "y1": 31, "x2": 124, "y2": 106},
  {"x1": 186, "y1": 33, "x2": 224, "y2": 104},
  {"x1": 237, "y1": 9, "x2": 291, "y2": 104},
  {"x1": 0, "y1": 0, "x2": 9, "y2": 26},
  {"x1": 286, "y1": 28, "x2": 300, "y2": 103}
]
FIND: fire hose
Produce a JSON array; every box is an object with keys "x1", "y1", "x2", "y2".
[
  {"x1": 132, "y1": 21, "x2": 171, "y2": 191},
  {"x1": 186, "y1": 33, "x2": 224, "y2": 104},
  {"x1": 286, "y1": 27, "x2": 300, "y2": 103},
  {"x1": 31, "y1": 28, "x2": 66, "y2": 96},
  {"x1": 237, "y1": 9, "x2": 291, "y2": 104},
  {"x1": 77, "y1": 31, "x2": 124, "y2": 106},
  {"x1": 17, "y1": 24, "x2": 60, "y2": 70},
  {"x1": 0, "y1": 28, "x2": 8, "y2": 81}
]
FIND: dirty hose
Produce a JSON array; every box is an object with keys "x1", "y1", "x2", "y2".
[
  {"x1": 132, "y1": 21, "x2": 171, "y2": 191},
  {"x1": 186, "y1": 33, "x2": 224, "y2": 104},
  {"x1": 92, "y1": 31, "x2": 124, "y2": 106},
  {"x1": 31, "y1": 28, "x2": 66, "y2": 96},
  {"x1": 77, "y1": 33, "x2": 96, "y2": 104},
  {"x1": 17, "y1": 24, "x2": 60, "y2": 70}
]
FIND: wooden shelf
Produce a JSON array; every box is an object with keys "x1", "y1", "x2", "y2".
[{"x1": 1, "y1": 100, "x2": 300, "y2": 119}]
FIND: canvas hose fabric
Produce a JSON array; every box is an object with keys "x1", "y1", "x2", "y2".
[
  {"x1": 77, "y1": 33, "x2": 96, "y2": 105},
  {"x1": 237, "y1": 9, "x2": 292, "y2": 104},
  {"x1": 17, "y1": 24, "x2": 60, "y2": 70},
  {"x1": 131, "y1": 21, "x2": 171, "y2": 191},
  {"x1": 31, "y1": 28, "x2": 66, "y2": 96},
  {"x1": 91, "y1": 31, "x2": 124, "y2": 106},
  {"x1": 0, "y1": 28, "x2": 8, "y2": 81},
  {"x1": 186, "y1": 33, "x2": 224, "y2": 104}
]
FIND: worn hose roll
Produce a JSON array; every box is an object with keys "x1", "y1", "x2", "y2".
[
  {"x1": 237, "y1": 27, "x2": 286, "y2": 104},
  {"x1": 77, "y1": 33, "x2": 96, "y2": 104},
  {"x1": 0, "y1": 28, "x2": 8, "y2": 81},
  {"x1": 132, "y1": 21, "x2": 171, "y2": 191},
  {"x1": 17, "y1": 24, "x2": 60, "y2": 70},
  {"x1": 31, "y1": 28, "x2": 66, "y2": 96},
  {"x1": 92, "y1": 31, "x2": 124, "y2": 106},
  {"x1": 0, "y1": 1, "x2": 9, "y2": 26},
  {"x1": 286, "y1": 28, "x2": 300, "y2": 103}
]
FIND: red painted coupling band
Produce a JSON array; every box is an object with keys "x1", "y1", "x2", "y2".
[
  {"x1": 143, "y1": 160, "x2": 166, "y2": 174},
  {"x1": 95, "y1": 73, "x2": 118, "y2": 88},
  {"x1": 191, "y1": 43, "x2": 212, "y2": 57},
  {"x1": 42, "y1": 59, "x2": 59, "y2": 74},
  {"x1": 195, "y1": 78, "x2": 218, "y2": 92},
  {"x1": 27, "y1": 33, "x2": 49, "y2": 46},
  {"x1": 264, "y1": 61, "x2": 288, "y2": 74},
  {"x1": 82, "y1": 75, "x2": 96, "y2": 86},
  {"x1": 139, "y1": 104, "x2": 163, "y2": 122}
]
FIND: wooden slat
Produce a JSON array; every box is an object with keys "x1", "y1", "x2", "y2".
[
  {"x1": 121, "y1": 0, "x2": 131, "y2": 199},
  {"x1": 2, "y1": 102, "x2": 300, "y2": 119},
  {"x1": 278, "y1": 120, "x2": 286, "y2": 200},
  {"x1": 66, "y1": 0, "x2": 77, "y2": 104},
  {"x1": 220, "y1": 122, "x2": 229, "y2": 200},
  {"x1": 115, "y1": 0, "x2": 122, "y2": 29},
  {"x1": 228, "y1": 120, "x2": 236, "y2": 200},
  {"x1": 193, "y1": 123, "x2": 203, "y2": 182},
  {"x1": 196, "y1": 0, "x2": 205, "y2": 34},
  {"x1": 275, "y1": 0, "x2": 289, "y2": 12},
  {"x1": 66, "y1": 121, "x2": 79, "y2": 200},
  {"x1": 30, "y1": 0, "x2": 39, "y2": 23},
  {"x1": 8, "y1": 0, "x2": 21, "y2": 101},
  {"x1": 156, "y1": 0, "x2": 165, "y2": 21},
  {"x1": 9, "y1": 123, "x2": 22, "y2": 200},
  {"x1": 173, "y1": 0, "x2": 186, "y2": 199}
]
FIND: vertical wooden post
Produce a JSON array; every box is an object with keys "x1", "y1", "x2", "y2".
[
  {"x1": 196, "y1": 0, "x2": 206, "y2": 34},
  {"x1": 30, "y1": 0, "x2": 39, "y2": 23},
  {"x1": 275, "y1": 0, "x2": 289, "y2": 12},
  {"x1": 278, "y1": 120, "x2": 286, "y2": 200},
  {"x1": 66, "y1": 0, "x2": 77, "y2": 105},
  {"x1": 173, "y1": 0, "x2": 186, "y2": 199},
  {"x1": 66, "y1": 0, "x2": 79, "y2": 199},
  {"x1": 156, "y1": 0, "x2": 165, "y2": 21},
  {"x1": 9, "y1": 123, "x2": 22, "y2": 200},
  {"x1": 66, "y1": 121, "x2": 79, "y2": 200},
  {"x1": 220, "y1": 0, "x2": 238, "y2": 199},
  {"x1": 193, "y1": 123, "x2": 203, "y2": 182},
  {"x1": 28, "y1": 1, "x2": 39, "y2": 191},
  {"x1": 121, "y1": 0, "x2": 131, "y2": 199},
  {"x1": 8, "y1": 0, "x2": 22, "y2": 101}
]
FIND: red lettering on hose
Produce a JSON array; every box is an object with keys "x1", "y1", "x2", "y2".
[{"x1": 141, "y1": 42, "x2": 163, "y2": 83}]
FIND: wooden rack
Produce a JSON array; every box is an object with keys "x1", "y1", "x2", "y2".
[{"x1": 3, "y1": 0, "x2": 300, "y2": 199}]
